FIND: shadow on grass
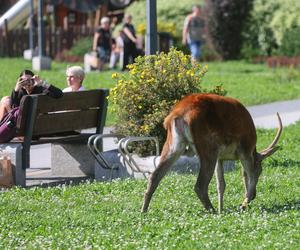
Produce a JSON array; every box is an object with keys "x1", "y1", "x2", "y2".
[
  {"x1": 259, "y1": 199, "x2": 300, "y2": 214},
  {"x1": 221, "y1": 199, "x2": 300, "y2": 215},
  {"x1": 267, "y1": 158, "x2": 300, "y2": 168}
]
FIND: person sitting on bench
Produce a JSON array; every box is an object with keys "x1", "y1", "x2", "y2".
[
  {"x1": 63, "y1": 66, "x2": 85, "y2": 92},
  {"x1": 0, "y1": 69, "x2": 63, "y2": 121}
]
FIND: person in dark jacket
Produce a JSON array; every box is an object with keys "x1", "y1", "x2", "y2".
[
  {"x1": 122, "y1": 14, "x2": 138, "y2": 71},
  {"x1": 92, "y1": 17, "x2": 112, "y2": 70},
  {"x1": 0, "y1": 69, "x2": 63, "y2": 120}
]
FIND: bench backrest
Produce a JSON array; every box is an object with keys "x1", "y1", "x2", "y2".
[{"x1": 16, "y1": 89, "x2": 109, "y2": 137}]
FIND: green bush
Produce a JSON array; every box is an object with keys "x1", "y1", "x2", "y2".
[
  {"x1": 204, "y1": 0, "x2": 254, "y2": 60},
  {"x1": 243, "y1": 0, "x2": 300, "y2": 57},
  {"x1": 67, "y1": 37, "x2": 93, "y2": 56},
  {"x1": 278, "y1": 26, "x2": 300, "y2": 57},
  {"x1": 109, "y1": 48, "x2": 226, "y2": 155}
]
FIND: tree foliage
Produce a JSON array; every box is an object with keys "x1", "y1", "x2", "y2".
[
  {"x1": 204, "y1": 0, "x2": 253, "y2": 60},
  {"x1": 243, "y1": 0, "x2": 300, "y2": 57}
]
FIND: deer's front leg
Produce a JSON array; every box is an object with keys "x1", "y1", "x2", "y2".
[{"x1": 215, "y1": 160, "x2": 226, "y2": 213}]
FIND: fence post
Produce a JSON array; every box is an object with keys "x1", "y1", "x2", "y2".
[{"x1": 4, "y1": 19, "x2": 11, "y2": 57}]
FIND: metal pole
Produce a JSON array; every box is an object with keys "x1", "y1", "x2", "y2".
[
  {"x1": 29, "y1": 0, "x2": 34, "y2": 52},
  {"x1": 146, "y1": 0, "x2": 158, "y2": 55},
  {"x1": 37, "y1": 0, "x2": 44, "y2": 56}
]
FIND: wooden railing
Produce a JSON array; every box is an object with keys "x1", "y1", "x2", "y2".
[{"x1": 0, "y1": 26, "x2": 94, "y2": 58}]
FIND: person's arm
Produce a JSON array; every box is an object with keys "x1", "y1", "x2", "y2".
[
  {"x1": 11, "y1": 78, "x2": 26, "y2": 107},
  {"x1": 93, "y1": 31, "x2": 100, "y2": 51},
  {"x1": 32, "y1": 76, "x2": 63, "y2": 98},
  {"x1": 44, "y1": 84, "x2": 63, "y2": 98},
  {"x1": 182, "y1": 15, "x2": 190, "y2": 45},
  {"x1": 123, "y1": 26, "x2": 137, "y2": 43},
  {"x1": 10, "y1": 89, "x2": 22, "y2": 108}
]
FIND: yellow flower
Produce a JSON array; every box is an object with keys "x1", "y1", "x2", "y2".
[
  {"x1": 127, "y1": 64, "x2": 134, "y2": 69},
  {"x1": 130, "y1": 68, "x2": 137, "y2": 75},
  {"x1": 141, "y1": 124, "x2": 150, "y2": 133},
  {"x1": 111, "y1": 73, "x2": 118, "y2": 79}
]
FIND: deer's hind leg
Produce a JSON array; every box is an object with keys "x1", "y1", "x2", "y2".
[{"x1": 141, "y1": 120, "x2": 187, "y2": 212}]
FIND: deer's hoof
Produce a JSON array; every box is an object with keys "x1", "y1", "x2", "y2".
[
  {"x1": 141, "y1": 206, "x2": 148, "y2": 213},
  {"x1": 239, "y1": 203, "x2": 251, "y2": 211},
  {"x1": 239, "y1": 204, "x2": 247, "y2": 211}
]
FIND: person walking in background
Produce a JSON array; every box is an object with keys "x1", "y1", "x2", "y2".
[
  {"x1": 93, "y1": 17, "x2": 112, "y2": 71},
  {"x1": 63, "y1": 66, "x2": 85, "y2": 92},
  {"x1": 182, "y1": 5, "x2": 204, "y2": 62},
  {"x1": 122, "y1": 14, "x2": 138, "y2": 71}
]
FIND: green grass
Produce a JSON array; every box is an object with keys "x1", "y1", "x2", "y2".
[
  {"x1": 202, "y1": 60, "x2": 300, "y2": 105},
  {"x1": 1, "y1": 58, "x2": 300, "y2": 125},
  {"x1": 0, "y1": 121, "x2": 299, "y2": 249},
  {"x1": 0, "y1": 58, "x2": 299, "y2": 248}
]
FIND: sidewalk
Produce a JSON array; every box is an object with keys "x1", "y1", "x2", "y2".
[
  {"x1": 247, "y1": 98, "x2": 300, "y2": 129},
  {"x1": 26, "y1": 98, "x2": 300, "y2": 186}
]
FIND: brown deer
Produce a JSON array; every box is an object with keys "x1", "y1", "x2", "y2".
[{"x1": 141, "y1": 93, "x2": 282, "y2": 213}]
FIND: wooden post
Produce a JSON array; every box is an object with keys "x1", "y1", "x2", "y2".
[
  {"x1": 94, "y1": 9, "x2": 101, "y2": 28},
  {"x1": 4, "y1": 18, "x2": 11, "y2": 57}
]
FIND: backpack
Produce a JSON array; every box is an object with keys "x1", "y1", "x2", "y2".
[{"x1": 0, "y1": 107, "x2": 20, "y2": 143}]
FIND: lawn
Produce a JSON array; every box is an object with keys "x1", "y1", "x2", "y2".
[
  {"x1": 0, "y1": 57, "x2": 299, "y2": 249},
  {"x1": 0, "y1": 121, "x2": 299, "y2": 249},
  {"x1": 0, "y1": 58, "x2": 300, "y2": 125}
]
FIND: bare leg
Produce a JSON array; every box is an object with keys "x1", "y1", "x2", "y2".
[
  {"x1": 215, "y1": 160, "x2": 226, "y2": 213},
  {"x1": 0, "y1": 96, "x2": 12, "y2": 121},
  {"x1": 98, "y1": 60, "x2": 105, "y2": 71}
]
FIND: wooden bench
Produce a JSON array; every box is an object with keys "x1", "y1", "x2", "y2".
[{"x1": 0, "y1": 89, "x2": 109, "y2": 187}]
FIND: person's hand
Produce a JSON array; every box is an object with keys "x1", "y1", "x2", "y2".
[
  {"x1": 15, "y1": 77, "x2": 29, "y2": 91},
  {"x1": 32, "y1": 75, "x2": 50, "y2": 88},
  {"x1": 32, "y1": 75, "x2": 42, "y2": 86}
]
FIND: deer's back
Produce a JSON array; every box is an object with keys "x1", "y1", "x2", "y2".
[{"x1": 164, "y1": 94, "x2": 257, "y2": 154}]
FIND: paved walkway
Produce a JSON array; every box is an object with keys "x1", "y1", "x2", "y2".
[
  {"x1": 247, "y1": 98, "x2": 300, "y2": 129},
  {"x1": 26, "y1": 98, "x2": 300, "y2": 185}
]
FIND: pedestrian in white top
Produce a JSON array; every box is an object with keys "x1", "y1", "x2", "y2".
[{"x1": 63, "y1": 66, "x2": 86, "y2": 92}]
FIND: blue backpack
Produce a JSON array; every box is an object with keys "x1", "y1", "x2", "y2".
[{"x1": 0, "y1": 107, "x2": 20, "y2": 143}]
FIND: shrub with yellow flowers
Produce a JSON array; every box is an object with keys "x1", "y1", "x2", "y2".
[{"x1": 109, "y1": 48, "x2": 226, "y2": 155}]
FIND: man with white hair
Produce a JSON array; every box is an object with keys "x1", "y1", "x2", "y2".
[
  {"x1": 93, "y1": 16, "x2": 112, "y2": 70},
  {"x1": 63, "y1": 66, "x2": 85, "y2": 92}
]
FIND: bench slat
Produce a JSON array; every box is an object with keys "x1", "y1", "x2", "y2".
[
  {"x1": 32, "y1": 109, "x2": 100, "y2": 135},
  {"x1": 36, "y1": 90, "x2": 104, "y2": 113}
]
